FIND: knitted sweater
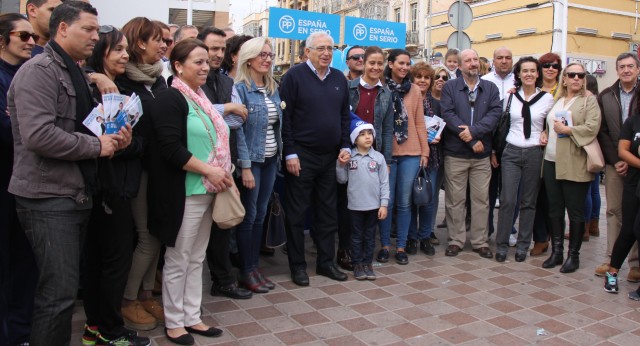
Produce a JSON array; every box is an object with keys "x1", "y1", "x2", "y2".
[{"x1": 392, "y1": 84, "x2": 429, "y2": 157}]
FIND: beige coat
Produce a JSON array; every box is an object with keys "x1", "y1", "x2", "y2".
[{"x1": 544, "y1": 94, "x2": 601, "y2": 182}]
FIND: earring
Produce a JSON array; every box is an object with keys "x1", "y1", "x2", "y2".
[
  {"x1": 142, "y1": 46, "x2": 146, "y2": 50},
  {"x1": 248, "y1": 63, "x2": 251, "y2": 67},
  {"x1": 178, "y1": 70, "x2": 183, "y2": 75}
]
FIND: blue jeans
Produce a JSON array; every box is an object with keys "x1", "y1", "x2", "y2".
[
  {"x1": 584, "y1": 174, "x2": 601, "y2": 222},
  {"x1": 15, "y1": 197, "x2": 91, "y2": 346},
  {"x1": 409, "y1": 166, "x2": 440, "y2": 240},
  {"x1": 237, "y1": 155, "x2": 278, "y2": 274},
  {"x1": 350, "y1": 210, "x2": 378, "y2": 264},
  {"x1": 379, "y1": 156, "x2": 420, "y2": 249}
]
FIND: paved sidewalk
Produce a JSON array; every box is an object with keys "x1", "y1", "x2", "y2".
[{"x1": 71, "y1": 185, "x2": 640, "y2": 345}]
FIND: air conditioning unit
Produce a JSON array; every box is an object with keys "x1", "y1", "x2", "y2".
[
  {"x1": 485, "y1": 33, "x2": 502, "y2": 40},
  {"x1": 516, "y1": 28, "x2": 536, "y2": 36},
  {"x1": 612, "y1": 32, "x2": 633, "y2": 40},
  {"x1": 576, "y1": 27, "x2": 598, "y2": 35}
]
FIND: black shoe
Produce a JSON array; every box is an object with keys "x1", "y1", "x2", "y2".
[
  {"x1": 260, "y1": 246, "x2": 275, "y2": 256},
  {"x1": 419, "y1": 239, "x2": 435, "y2": 256},
  {"x1": 495, "y1": 253, "x2": 507, "y2": 262},
  {"x1": 239, "y1": 271, "x2": 269, "y2": 293},
  {"x1": 97, "y1": 332, "x2": 151, "y2": 346},
  {"x1": 185, "y1": 326, "x2": 223, "y2": 337},
  {"x1": 376, "y1": 248, "x2": 389, "y2": 263},
  {"x1": 395, "y1": 251, "x2": 409, "y2": 265},
  {"x1": 291, "y1": 269, "x2": 309, "y2": 286},
  {"x1": 317, "y1": 264, "x2": 348, "y2": 281},
  {"x1": 406, "y1": 239, "x2": 418, "y2": 255},
  {"x1": 210, "y1": 283, "x2": 252, "y2": 299},
  {"x1": 515, "y1": 252, "x2": 527, "y2": 262},
  {"x1": 473, "y1": 247, "x2": 493, "y2": 259},
  {"x1": 445, "y1": 245, "x2": 461, "y2": 256},
  {"x1": 164, "y1": 328, "x2": 194, "y2": 345},
  {"x1": 337, "y1": 248, "x2": 354, "y2": 271}
]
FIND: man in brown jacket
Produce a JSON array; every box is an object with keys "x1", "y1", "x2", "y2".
[{"x1": 596, "y1": 52, "x2": 640, "y2": 282}]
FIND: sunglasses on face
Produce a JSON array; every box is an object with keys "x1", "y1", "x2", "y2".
[
  {"x1": 566, "y1": 72, "x2": 586, "y2": 79},
  {"x1": 9, "y1": 31, "x2": 39, "y2": 43},
  {"x1": 435, "y1": 74, "x2": 449, "y2": 81},
  {"x1": 542, "y1": 63, "x2": 561, "y2": 70},
  {"x1": 348, "y1": 54, "x2": 364, "y2": 61},
  {"x1": 162, "y1": 38, "x2": 174, "y2": 46}
]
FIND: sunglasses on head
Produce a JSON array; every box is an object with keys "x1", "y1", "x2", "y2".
[
  {"x1": 435, "y1": 74, "x2": 449, "y2": 81},
  {"x1": 9, "y1": 31, "x2": 39, "y2": 43},
  {"x1": 542, "y1": 63, "x2": 561, "y2": 70},
  {"x1": 99, "y1": 25, "x2": 114, "y2": 34},
  {"x1": 348, "y1": 54, "x2": 364, "y2": 61},
  {"x1": 566, "y1": 72, "x2": 586, "y2": 79}
]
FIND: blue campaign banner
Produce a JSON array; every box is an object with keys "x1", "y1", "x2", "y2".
[
  {"x1": 268, "y1": 7, "x2": 340, "y2": 42},
  {"x1": 344, "y1": 16, "x2": 406, "y2": 49}
]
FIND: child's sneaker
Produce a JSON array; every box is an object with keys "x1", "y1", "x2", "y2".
[
  {"x1": 353, "y1": 264, "x2": 366, "y2": 280},
  {"x1": 363, "y1": 264, "x2": 376, "y2": 280},
  {"x1": 82, "y1": 324, "x2": 99, "y2": 346},
  {"x1": 95, "y1": 332, "x2": 151, "y2": 346},
  {"x1": 604, "y1": 272, "x2": 619, "y2": 293}
]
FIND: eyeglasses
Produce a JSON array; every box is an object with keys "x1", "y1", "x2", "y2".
[
  {"x1": 258, "y1": 51, "x2": 276, "y2": 60},
  {"x1": 435, "y1": 74, "x2": 449, "y2": 81},
  {"x1": 566, "y1": 72, "x2": 586, "y2": 79},
  {"x1": 162, "y1": 38, "x2": 174, "y2": 46},
  {"x1": 9, "y1": 31, "x2": 39, "y2": 43},
  {"x1": 468, "y1": 90, "x2": 476, "y2": 107},
  {"x1": 309, "y1": 46, "x2": 333, "y2": 53},
  {"x1": 542, "y1": 63, "x2": 561, "y2": 70},
  {"x1": 98, "y1": 25, "x2": 114, "y2": 34},
  {"x1": 348, "y1": 54, "x2": 364, "y2": 61}
]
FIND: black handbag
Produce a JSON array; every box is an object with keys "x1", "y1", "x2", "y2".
[
  {"x1": 264, "y1": 192, "x2": 286, "y2": 248},
  {"x1": 412, "y1": 166, "x2": 432, "y2": 206},
  {"x1": 493, "y1": 93, "x2": 513, "y2": 160}
]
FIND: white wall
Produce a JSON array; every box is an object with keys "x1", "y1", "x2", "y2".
[{"x1": 91, "y1": 0, "x2": 170, "y2": 28}]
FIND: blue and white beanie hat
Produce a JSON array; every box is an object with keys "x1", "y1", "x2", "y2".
[{"x1": 349, "y1": 112, "x2": 376, "y2": 144}]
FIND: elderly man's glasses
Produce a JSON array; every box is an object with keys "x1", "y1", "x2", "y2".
[{"x1": 309, "y1": 46, "x2": 333, "y2": 53}]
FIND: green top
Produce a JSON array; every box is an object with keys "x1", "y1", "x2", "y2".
[{"x1": 185, "y1": 101, "x2": 217, "y2": 196}]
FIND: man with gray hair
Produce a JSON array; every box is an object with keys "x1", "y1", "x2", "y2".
[
  {"x1": 440, "y1": 49, "x2": 502, "y2": 259},
  {"x1": 596, "y1": 52, "x2": 640, "y2": 282},
  {"x1": 173, "y1": 24, "x2": 198, "y2": 42},
  {"x1": 279, "y1": 31, "x2": 351, "y2": 286}
]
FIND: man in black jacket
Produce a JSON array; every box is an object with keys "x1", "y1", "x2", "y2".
[
  {"x1": 197, "y1": 27, "x2": 251, "y2": 299},
  {"x1": 595, "y1": 52, "x2": 640, "y2": 282}
]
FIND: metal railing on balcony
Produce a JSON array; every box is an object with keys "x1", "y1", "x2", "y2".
[{"x1": 406, "y1": 31, "x2": 420, "y2": 45}]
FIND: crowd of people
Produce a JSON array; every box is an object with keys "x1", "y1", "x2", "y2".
[{"x1": 1, "y1": 1, "x2": 640, "y2": 345}]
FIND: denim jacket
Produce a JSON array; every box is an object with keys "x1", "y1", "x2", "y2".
[
  {"x1": 235, "y1": 80, "x2": 283, "y2": 168},
  {"x1": 348, "y1": 78, "x2": 394, "y2": 163}
]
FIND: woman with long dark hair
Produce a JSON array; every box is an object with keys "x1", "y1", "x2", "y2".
[{"x1": 376, "y1": 49, "x2": 429, "y2": 265}]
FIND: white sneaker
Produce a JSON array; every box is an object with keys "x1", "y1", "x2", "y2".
[
  {"x1": 495, "y1": 199, "x2": 500, "y2": 208},
  {"x1": 509, "y1": 233, "x2": 517, "y2": 247}
]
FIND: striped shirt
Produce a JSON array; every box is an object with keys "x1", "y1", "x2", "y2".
[{"x1": 258, "y1": 87, "x2": 279, "y2": 157}]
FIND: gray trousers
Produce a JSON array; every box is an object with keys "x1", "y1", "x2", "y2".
[{"x1": 496, "y1": 144, "x2": 543, "y2": 255}]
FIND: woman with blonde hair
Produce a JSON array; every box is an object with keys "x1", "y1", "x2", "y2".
[
  {"x1": 234, "y1": 37, "x2": 282, "y2": 293},
  {"x1": 541, "y1": 62, "x2": 600, "y2": 273}
]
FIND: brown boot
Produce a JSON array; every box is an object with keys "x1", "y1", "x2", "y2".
[
  {"x1": 121, "y1": 300, "x2": 157, "y2": 331},
  {"x1": 589, "y1": 219, "x2": 600, "y2": 237},
  {"x1": 140, "y1": 298, "x2": 165, "y2": 325},
  {"x1": 583, "y1": 223, "x2": 589, "y2": 242},
  {"x1": 530, "y1": 241, "x2": 549, "y2": 256}
]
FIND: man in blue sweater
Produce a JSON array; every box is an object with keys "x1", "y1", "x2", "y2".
[{"x1": 279, "y1": 32, "x2": 351, "y2": 286}]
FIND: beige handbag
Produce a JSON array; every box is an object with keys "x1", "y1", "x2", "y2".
[
  {"x1": 584, "y1": 138, "x2": 604, "y2": 173},
  {"x1": 186, "y1": 95, "x2": 245, "y2": 229}
]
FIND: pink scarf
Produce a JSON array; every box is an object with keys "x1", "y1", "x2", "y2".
[{"x1": 172, "y1": 77, "x2": 231, "y2": 193}]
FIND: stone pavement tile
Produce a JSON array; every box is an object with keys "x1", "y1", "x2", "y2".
[
  {"x1": 245, "y1": 305, "x2": 283, "y2": 320},
  {"x1": 232, "y1": 294, "x2": 271, "y2": 309},
  {"x1": 331, "y1": 291, "x2": 369, "y2": 306},
  {"x1": 203, "y1": 300, "x2": 240, "y2": 314},
  {"x1": 448, "y1": 283, "x2": 479, "y2": 295},
  {"x1": 438, "y1": 311, "x2": 478, "y2": 326},
  {"x1": 304, "y1": 296, "x2": 341, "y2": 310},
  {"x1": 324, "y1": 334, "x2": 368, "y2": 346},
  {"x1": 274, "y1": 301, "x2": 314, "y2": 315},
  {"x1": 350, "y1": 301, "x2": 386, "y2": 316},
  {"x1": 291, "y1": 311, "x2": 330, "y2": 326},
  {"x1": 353, "y1": 328, "x2": 401, "y2": 345},
  {"x1": 364, "y1": 311, "x2": 406, "y2": 328},
  {"x1": 411, "y1": 316, "x2": 456, "y2": 334},
  {"x1": 559, "y1": 329, "x2": 606, "y2": 345},
  {"x1": 258, "y1": 316, "x2": 301, "y2": 333},
  {"x1": 418, "y1": 300, "x2": 459, "y2": 316},
  {"x1": 458, "y1": 320, "x2": 504, "y2": 339},
  {"x1": 288, "y1": 286, "x2": 329, "y2": 301},
  {"x1": 442, "y1": 296, "x2": 478, "y2": 309},
  {"x1": 434, "y1": 327, "x2": 476, "y2": 344},
  {"x1": 263, "y1": 291, "x2": 297, "y2": 304},
  {"x1": 359, "y1": 287, "x2": 393, "y2": 301},
  {"x1": 382, "y1": 282, "x2": 419, "y2": 296},
  {"x1": 371, "y1": 275, "x2": 400, "y2": 287},
  {"x1": 485, "y1": 332, "x2": 530, "y2": 346},
  {"x1": 486, "y1": 315, "x2": 526, "y2": 330},
  {"x1": 304, "y1": 322, "x2": 350, "y2": 339},
  {"x1": 221, "y1": 334, "x2": 281, "y2": 346},
  {"x1": 320, "y1": 306, "x2": 360, "y2": 322},
  {"x1": 488, "y1": 300, "x2": 524, "y2": 313},
  {"x1": 374, "y1": 295, "x2": 416, "y2": 311},
  {"x1": 585, "y1": 322, "x2": 625, "y2": 339},
  {"x1": 488, "y1": 286, "x2": 520, "y2": 299},
  {"x1": 554, "y1": 311, "x2": 597, "y2": 328},
  {"x1": 318, "y1": 283, "x2": 350, "y2": 295},
  {"x1": 274, "y1": 329, "x2": 316, "y2": 345},
  {"x1": 506, "y1": 309, "x2": 548, "y2": 324},
  {"x1": 386, "y1": 322, "x2": 427, "y2": 339},
  {"x1": 609, "y1": 332, "x2": 640, "y2": 345},
  {"x1": 405, "y1": 279, "x2": 439, "y2": 291},
  {"x1": 529, "y1": 290, "x2": 563, "y2": 302},
  {"x1": 224, "y1": 321, "x2": 269, "y2": 339},
  {"x1": 391, "y1": 306, "x2": 430, "y2": 320},
  {"x1": 399, "y1": 292, "x2": 435, "y2": 306},
  {"x1": 576, "y1": 306, "x2": 614, "y2": 321},
  {"x1": 531, "y1": 303, "x2": 567, "y2": 317},
  {"x1": 337, "y1": 316, "x2": 377, "y2": 333},
  {"x1": 450, "y1": 272, "x2": 481, "y2": 283},
  {"x1": 534, "y1": 319, "x2": 573, "y2": 335},
  {"x1": 463, "y1": 304, "x2": 504, "y2": 320},
  {"x1": 212, "y1": 309, "x2": 255, "y2": 326}
]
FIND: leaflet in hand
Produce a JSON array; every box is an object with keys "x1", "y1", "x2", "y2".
[
  {"x1": 425, "y1": 115, "x2": 445, "y2": 143},
  {"x1": 555, "y1": 110, "x2": 572, "y2": 138},
  {"x1": 82, "y1": 93, "x2": 144, "y2": 136}
]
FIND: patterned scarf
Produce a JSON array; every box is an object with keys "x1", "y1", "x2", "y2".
[
  {"x1": 171, "y1": 77, "x2": 231, "y2": 193},
  {"x1": 385, "y1": 76, "x2": 412, "y2": 144},
  {"x1": 125, "y1": 61, "x2": 163, "y2": 86}
]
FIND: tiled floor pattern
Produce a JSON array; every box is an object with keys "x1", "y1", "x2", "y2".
[{"x1": 71, "y1": 186, "x2": 640, "y2": 345}]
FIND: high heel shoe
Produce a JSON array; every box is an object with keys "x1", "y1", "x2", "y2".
[{"x1": 239, "y1": 271, "x2": 269, "y2": 293}]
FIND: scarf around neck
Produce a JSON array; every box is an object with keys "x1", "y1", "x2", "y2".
[
  {"x1": 125, "y1": 61, "x2": 163, "y2": 86},
  {"x1": 171, "y1": 77, "x2": 231, "y2": 193},
  {"x1": 49, "y1": 40, "x2": 97, "y2": 195},
  {"x1": 385, "y1": 76, "x2": 412, "y2": 144},
  {"x1": 514, "y1": 89, "x2": 546, "y2": 139}
]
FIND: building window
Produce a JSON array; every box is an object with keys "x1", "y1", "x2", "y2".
[
  {"x1": 394, "y1": 8, "x2": 401, "y2": 23},
  {"x1": 411, "y1": 3, "x2": 418, "y2": 32}
]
